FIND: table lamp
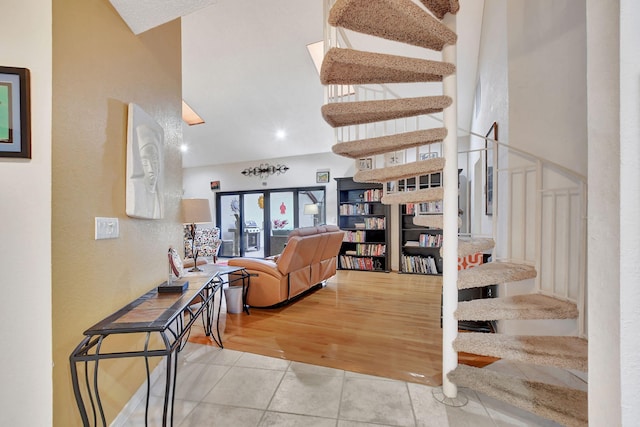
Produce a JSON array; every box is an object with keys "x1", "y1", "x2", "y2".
[{"x1": 182, "y1": 198, "x2": 212, "y2": 271}]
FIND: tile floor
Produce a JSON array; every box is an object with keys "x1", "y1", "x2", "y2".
[{"x1": 117, "y1": 342, "x2": 586, "y2": 426}]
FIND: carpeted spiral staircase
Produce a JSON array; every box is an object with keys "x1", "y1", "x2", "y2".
[{"x1": 320, "y1": 1, "x2": 588, "y2": 426}]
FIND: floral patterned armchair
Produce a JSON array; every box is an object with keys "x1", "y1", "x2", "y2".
[{"x1": 184, "y1": 226, "x2": 222, "y2": 263}]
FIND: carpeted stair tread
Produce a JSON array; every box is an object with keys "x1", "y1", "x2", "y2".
[
  {"x1": 420, "y1": 0, "x2": 460, "y2": 20},
  {"x1": 458, "y1": 262, "x2": 536, "y2": 290},
  {"x1": 322, "y1": 96, "x2": 451, "y2": 127},
  {"x1": 329, "y1": 0, "x2": 457, "y2": 51},
  {"x1": 412, "y1": 214, "x2": 462, "y2": 229},
  {"x1": 448, "y1": 365, "x2": 587, "y2": 427},
  {"x1": 381, "y1": 187, "x2": 444, "y2": 205},
  {"x1": 454, "y1": 333, "x2": 588, "y2": 371},
  {"x1": 354, "y1": 158, "x2": 445, "y2": 183},
  {"x1": 332, "y1": 128, "x2": 447, "y2": 158},
  {"x1": 455, "y1": 294, "x2": 579, "y2": 321},
  {"x1": 454, "y1": 237, "x2": 495, "y2": 258},
  {"x1": 320, "y1": 48, "x2": 455, "y2": 85}
]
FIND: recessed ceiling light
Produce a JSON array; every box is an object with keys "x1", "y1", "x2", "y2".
[
  {"x1": 276, "y1": 129, "x2": 287, "y2": 140},
  {"x1": 180, "y1": 144, "x2": 189, "y2": 152},
  {"x1": 182, "y1": 100, "x2": 205, "y2": 126}
]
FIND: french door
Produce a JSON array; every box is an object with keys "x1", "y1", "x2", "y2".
[{"x1": 216, "y1": 187, "x2": 326, "y2": 258}]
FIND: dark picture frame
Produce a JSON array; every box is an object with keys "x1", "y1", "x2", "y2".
[
  {"x1": 316, "y1": 170, "x2": 329, "y2": 183},
  {"x1": 357, "y1": 157, "x2": 373, "y2": 171},
  {"x1": 210, "y1": 180, "x2": 220, "y2": 191},
  {"x1": 0, "y1": 67, "x2": 31, "y2": 158},
  {"x1": 485, "y1": 122, "x2": 498, "y2": 216}
]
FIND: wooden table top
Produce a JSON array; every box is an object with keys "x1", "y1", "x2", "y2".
[{"x1": 83, "y1": 264, "x2": 244, "y2": 335}]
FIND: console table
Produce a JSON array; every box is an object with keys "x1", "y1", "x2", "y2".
[{"x1": 69, "y1": 264, "x2": 248, "y2": 427}]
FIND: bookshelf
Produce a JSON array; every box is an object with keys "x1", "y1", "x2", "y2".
[
  {"x1": 394, "y1": 169, "x2": 446, "y2": 276},
  {"x1": 335, "y1": 177, "x2": 390, "y2": 272},
  {"x1": 400, "y1": 202, "x2": 443, "y2": 275}
]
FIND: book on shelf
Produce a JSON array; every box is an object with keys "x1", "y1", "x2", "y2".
[
  {"x1": 340, "y1": 203, "x2": 372, "y2": 215},
  {"x1": 157, "y1": 280, "x2": 189, "y2": 293},
  {"x1": 361, "y1": 188, "x2": 382, "y2": 202},
  {"x1": 406, "y1": 203, "x2": 415, "y2": 215},
  {"x1": 343, "y1": 230, "x2": 366, "y2": 242},
  {"x1": 354, "y1": 243, "x2": 385, "y2": 256},
  {"x1": 418, "y1": 201, "x2": 442, "y2": 214},
  {"x1": 405, "y1": 241, "x2": 420, "y2": 247},
  {"x1": 419, "y1": 233, "x2": 443, "y2": 247},
  {"x1": 339, "y1": 255, "x2": 382, "y2": 271},
  {"x1": 401, "y1": 254, "x2": 440, "y2": 274},
  {"x1": 363, "y1": 217, "x2": 385, "y2": 230}
]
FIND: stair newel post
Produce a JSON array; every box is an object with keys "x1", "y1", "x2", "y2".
[{"x1": 441, "y1": 12, "x2": 459, "y2": 399}]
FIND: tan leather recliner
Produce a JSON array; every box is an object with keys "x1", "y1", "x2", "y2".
[{"x1": 228, "y1": 225, "x2": 344, "y2": 308}]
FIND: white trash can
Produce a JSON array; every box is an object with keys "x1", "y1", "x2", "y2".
[{"x1": 224, "y1": 285, "x2": 243, "y2": 314}]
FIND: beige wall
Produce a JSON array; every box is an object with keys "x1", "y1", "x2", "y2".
[{"x1": 51, "y1": 1, "x2": 183, "y2": 425}]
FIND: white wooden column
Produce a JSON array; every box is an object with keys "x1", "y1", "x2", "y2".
[{"x1": 441, "y1": 12, "x2": 459, "y2": 398}]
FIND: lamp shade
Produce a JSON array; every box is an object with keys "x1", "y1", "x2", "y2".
[
  {"x1": 182, "y1": 198, "x2": 212, "y2": 224},
  {"x1": 303, "y1": 203, "x2": 319, "y2": 215}
]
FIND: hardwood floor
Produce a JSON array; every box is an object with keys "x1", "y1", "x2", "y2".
[{"x1": 189, "y1": 270, "x2": 497, "y2": 387}]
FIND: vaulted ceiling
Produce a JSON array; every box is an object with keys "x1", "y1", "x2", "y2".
[
  {"x1": 110, "y1": 0, "x2": 484, "y2": 169},
  {"x1": 181, "y1": 0, "x2": 332, "y2": 168}
]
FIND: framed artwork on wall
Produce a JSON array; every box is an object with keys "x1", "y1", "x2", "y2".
[
  {"x1": 384, "y1": 151, "x2": 405, "y2": 166},
  {"x1": 420, "y1": 152, "x2": 439, "y2": 160},
  {"x1": 0, "y1": 66, "x2": 31, "y2": 158},
  {"x1": 316, "y1": 170, "x2": 330, "y2": 183},
  {"x1": 356, "y1": 157, "x2": 374, "y2": 171},
  {"x1": 210, "y1": 180, "x2": 220, "y2": 190},
  {"x1": 316, "y1": 170, "x2": 329, "y2": 184}
]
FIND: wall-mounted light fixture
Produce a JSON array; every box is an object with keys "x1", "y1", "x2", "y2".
[{"x1": 241, "y1": 163, "x2": 289, "y2": 179}]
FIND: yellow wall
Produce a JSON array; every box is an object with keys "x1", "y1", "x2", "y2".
[{"x1": 51, "y1": 1, "x2": 183, "y2": 425}]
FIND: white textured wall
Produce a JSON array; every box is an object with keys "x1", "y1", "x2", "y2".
[
  {"x1": 470, "y1": 0, "x2": 508, "y2": 238},
  {"x1": 507, "y1": 0, "x2": 587, "y2": 177},
  {"x1": 586, "y1": 0, "x2": 621, "y2": 424},
  {"x1": 0, "y1": 0, "x2": 52, "y2": 425},
  {"x1": 471, "y1": 1, "x2": 587, "y2": 337},
  {"x1": 183, "y1": 152, "x2": 354, "y2": 227},
  {"x1": 619, "y1": 0, "x2": 640, "y2": 423}
]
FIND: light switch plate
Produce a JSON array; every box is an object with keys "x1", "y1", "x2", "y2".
[{"x1": 95, "y1": 217, "x2": 119, "y2": 240}]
